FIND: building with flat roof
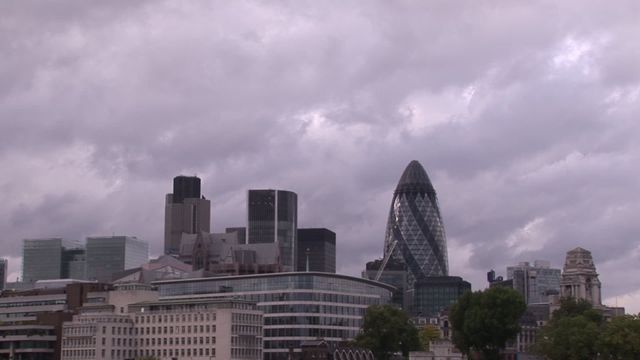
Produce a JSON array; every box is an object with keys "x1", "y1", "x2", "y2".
[
  {"x1": 408, "y1": 276, "x2": 471, "y2": 317},
  {"x1": 296, "y1": 228, "x2": 336, "y2": 273},
  {"x1": 247, "y1": 189, "x2": 297, "y2": 271},
  {"x1": 21, "y1": 238, "x2": 85, "y2": 284},
  {"x1": 154, "y1": 272, "x2": 395, "y2": 360},
  {"x1": 0, "y1": 258, "x2": 7, "y2": 291},
  {"x1": 85, "y1": 236, "x2": 149, "y2": 282},
  {"x1": 507, "y1": 260, "x2": 561, "y2": 304},
  {"x1": 165, "y1": 176, "x2": 211, "y2": 255}
]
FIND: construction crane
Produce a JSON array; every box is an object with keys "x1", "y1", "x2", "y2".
[{"x1": 375, "y1": 240, "x2": 398, "y2": 281}]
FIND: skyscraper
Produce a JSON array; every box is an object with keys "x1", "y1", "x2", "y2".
[
  {"x1": 383, "y1": 160, "x2": 449, "y2": 287},
  {"x1": 296, "y1": 228, "x2": 336, "y2": 273},
  {"x1": 85, "y1": 236, "x2": 149, "y2": 282},
  {"x1": 164, "y1": 175, "x2": 211, "y2": 254},
  {"x1": 247, "y1": 189, "x2": 297, "y2": 271}
]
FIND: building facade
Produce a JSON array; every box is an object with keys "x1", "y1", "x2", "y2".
[
  {"x1": 560, "y1": 247, "x2": 602, "y2": 306},
  {"x1": 408, "y1": 276, "x2": 471, "y2": 317},
  {"x1": 296, "y1": 228, "x2": 336, "y2": 273},
  {"x1": 383, "y1": 161, "x2": 449, "y2": 288},
  {"x1": 85, "y1": 236, "x2": 149, "y2": 282},
  {"x1": 21, "y1": 238, "x2": 85, "y2": 284},
  {"x1": 0, "y1": 258, "x2": 6, "y2": 291},
  {"x1": 61, "y1": 297, "x2": 262, "y2": 360},
  {"x1": 155, "y1": 272, "x2": 395, "y2": 360},
  {"x1": 165, "y1": 176, "x2": 211, "y2": 255},
  {"x1": 507, "y1": 261, "x2": 561, "y2": 304},
  {"x1": 247, "y1": 189, "x2": 298, "y2": 271}
]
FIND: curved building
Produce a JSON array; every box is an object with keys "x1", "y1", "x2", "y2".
[
  {"x1": 155, "y1": 272, "x2": 394, "y2": 360},
  {"x1": 384, "y1": 160, "x2": 449, "y2": 286}
]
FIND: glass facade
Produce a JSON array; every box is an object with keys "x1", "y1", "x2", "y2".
[
  {"x1": 247, "y1": 190, "x2": 297, "y2": 271},
  {"x1": 22, "y1": 238, "x2": 82, "y2": 283},
  {"x1": 86, "y1": 236, "x2": 149, "y2": 282},
  {"x1": 384, "y1": 161, "x2": 449, "y2": 287},
  {"x1": 296, "y1": 228, "x2": 336, "y2": 273},
  {"x1": 507, "y1": 261, "x2": 561, "y2": 304},
  {"x1": 408, "y1": 276, "x2": 471, "y2": 317},
  {"x1": 155, "y1": 272, "x2": 394, "y2": 360}
]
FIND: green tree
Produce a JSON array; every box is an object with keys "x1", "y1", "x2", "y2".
[
  {"x1": 419, "y1": 324, "x2": 441, "y2": 351},
  {"x1": 533, "y1": 297, "x2": 602, "y2": 360},
  {"x1": 355, "y1": 304, "x2": 421, "y2": 360},
  {"x1": 449, "y1": 286, "x2": 526, "y2": 360},
  {"x1": 597, "y1": 315, "x2": 640, "y2": 360}
]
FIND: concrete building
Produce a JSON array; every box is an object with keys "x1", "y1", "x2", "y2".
[
  {"x1": 165, "y1": 176, "x2": 211, "y2": 255},
  {"x1": 0, "y1": 281, "x2": 113, "y2": 360},
  {"x1": 61, "y1": 288, "x2": 262, "y2": 360},
  {"x1": 0, "y1": 258, "x2": 7, "y2": 291},
  {"x1": 21, "y1": 238, "x2": 85, "y2": 284},
  {"x1": 296, "y1": 228, "x2": 336, "y2": 273},
  {"x1": 507, "y1": 261, "x2": 561, "y2": 305},
  {"x1": 85, "y1": 236, "x2": 149, "y2": 282},
  {"x1": 247, "y1": 189, "x2": 298, "y2": 271},
  {"x1": 155, "y1": 272, "x2": 395, "y2": 360},
  {"x1": 560, "y1": 247, "x2": 601, "y2": 305},
  {"x1": 409, "y1": 340, "x2": 466, "y2": 360}
]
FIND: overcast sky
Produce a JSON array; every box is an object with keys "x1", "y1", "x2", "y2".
[{"x1": 1, "y1": 1, "x2": 639, "y2": 312}]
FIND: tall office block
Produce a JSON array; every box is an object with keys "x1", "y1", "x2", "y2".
[
  {"x1": 86, "y1": 236, "x2": 149, "y2": 282},
  {"x1": 409, "y1": 276, "x2": 471, "y2": 317},
  {"x1": 296, "y1": 228, "x2": 336, "y2": 273},
  {"x1": 164, "y1": 176, "x2": 211, "y2": 254},
  {"x1": 0, "y1": 259, "x2": 7, "y2": 290},
  {"x1": 384, "y1": 160, "x2": 449, "y2": 287},
  {"x1": 507, "y1": 260, "x2": 561, "y2": 304},
  {"x1": 21, "y1": 238, "x2": 84, "y2": 283},
  {"x1": 247, "y1": 189, "x2": 297, "y2": 271}
]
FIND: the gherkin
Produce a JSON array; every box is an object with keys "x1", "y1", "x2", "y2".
[{"x1": 384, "y1": 160, "x2": 449, "y2": 287}]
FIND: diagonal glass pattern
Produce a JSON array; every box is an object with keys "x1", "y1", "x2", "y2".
[{"x1": 384, "y1": 161, "x2": 449, "y2": 287}]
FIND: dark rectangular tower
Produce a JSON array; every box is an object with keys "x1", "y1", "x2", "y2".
[
  {"x1": 296, "y1": 228, "x2": 336, "y2": 273},
  {"x1": 164, "y1": 175, "x2": 211, "y2": 255},
  {"x1": 247, "y1": 189, "x2": 297, "y2": 271}
]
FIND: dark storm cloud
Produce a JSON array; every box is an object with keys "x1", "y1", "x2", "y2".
[{"x1": 1, "y1": 1, "x2": 639, "y2": 310}]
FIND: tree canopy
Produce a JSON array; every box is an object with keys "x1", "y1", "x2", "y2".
[
  {"x1": 355, "y1": 304, "x2": 421, "y2": 360},
  {"x1": 534, "y1": 298, "x2": 640, "y2": 360},
  {"x1": 449, "y1": 286, "x2": 526, "y2": 360}
]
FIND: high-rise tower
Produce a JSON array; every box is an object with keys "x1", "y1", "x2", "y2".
[
  {"x1": 247, "y1": 189, "x2": 297, "y2": 271},
  {"x1": 384, "y1": 160, "x2": 449, "y2": 287},
  {"x1": 164, "y1": 176, "x2": 211, "y2": 255}
]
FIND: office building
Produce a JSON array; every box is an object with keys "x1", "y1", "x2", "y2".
[
  {"x1": 560, "y1": 247, "x2": 602, "y2": 305},
  {"x1": 0, "y1": 281, "x2": 113, "y2": 360},
  {"x1": 383, "y1": 161, "x2": 449, "y2": 288},
  {"x1": 164, "y1": 176, "x2": 211, "y2": 254},
  {"x1": 408, "y1": 276, "x2": 471, "y2": 317},
  {"x1": 362, "y1": 258, "x2": 408, "y2": 308},
  {"x1": 155, "y1": 272, "x2": 395, "y2": 359},
  {"x1": 0, "y1": 259, "x2": 7, "y2": 291},
  {"x1": 85, "y1": 236, "x2": 149, "y2": 282},
  {"x1": 247, "y1": 189, "x2": 297, "y2": 271},
  {"x1": 296, "y1": 228, "x2": 336, "y2": 273},
  {"x1": 507, "y1": 261, "x2": 561, "y2": 304},
  {"x1": 226, "y1": 227, "x2": 247, "y2": 244},
  {"x1": 21, "y1": 238, "x2": 85, "y2": 283}
]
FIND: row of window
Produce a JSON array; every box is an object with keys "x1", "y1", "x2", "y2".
[
  {"x1": 135, "y1": 311, "x2": 216, "y2": 324},
  {"x1": 62, "y1": 346, "x2": 217, "y2": 359}
]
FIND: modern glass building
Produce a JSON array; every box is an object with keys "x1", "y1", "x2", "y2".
[
  {"x1": 154, "y1": 272, "x2": 395, "y2": 360},
  {"x1": 85, "y1": 236, "x2": 149, "y2": 282},
  {"x1": 408, "y1": 276, "x2": 471, "y2": 317},
  {"x1": 164, "y1": 175, "x2": 211, "y2": 255},
  {"x1": 296, "y1": 228, "x2": 336, "y2": 273},
  {"x1": 384, "y1": 160, "x2": 449, "y2": 287},
  {"x1": 507, "y1": 261, "x2": 561, "y2": 304},
  {"x1": 0, "y1": 259, "x2": 6, "y2": 291},
  {"x1": 247, "y1": 190, "x2": 297, "y2": 271},
  {"x1": 22, "y1": 238, "x2": 84, "y2": 283}
]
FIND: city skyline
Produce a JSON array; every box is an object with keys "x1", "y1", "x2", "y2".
[{"x1": 1, "y1": 1, "x2": 639, "y2": 314}]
